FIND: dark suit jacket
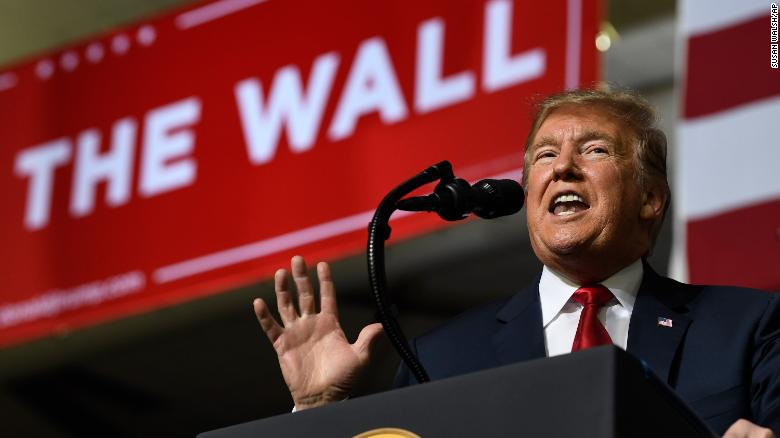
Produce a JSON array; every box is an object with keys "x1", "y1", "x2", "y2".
[{"x1": 395, "y1": 264, "x2": 780, "y2": 435}]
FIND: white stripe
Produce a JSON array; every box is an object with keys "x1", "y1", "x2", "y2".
[
  {"x1": 680, "y1": 0, "x2": 766, "y2": 37},
  {"x1": 152, "y1": 167, "x2": 524, "y2": 283},
  {"x1": 0, "y1": 72, "x2": 18, "y2": 91},
  {"x1": 565, "y1": 0, "x2": 582, "y2": 90},
  {"x1": 488, "y1": 168, "x2": 523, "y2": 181},
  {"x1": 677, "y1": 95, "x2": 780, "y2": 220},
  {"x1": 154, "y1": 210, "x2": 376, "y2": 283},
  {"x1": 175, "y1": 0, "x2": 267, "y2": 30},
  {"x1": 668, "y1": 206, "x2": 689, "y2": 283}
]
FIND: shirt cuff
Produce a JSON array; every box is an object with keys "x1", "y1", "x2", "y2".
[{"x1": 291, "y1": 396, "x2": 349, "y2": 412}]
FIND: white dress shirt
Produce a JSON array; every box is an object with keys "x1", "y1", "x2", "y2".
[{"x1": 539, "y1": 259, "x2": 643, "y2": 357}]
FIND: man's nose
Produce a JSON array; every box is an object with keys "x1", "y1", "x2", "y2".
[{"x1": 552, "y1": 148, "x2": 581, "y2": 181}]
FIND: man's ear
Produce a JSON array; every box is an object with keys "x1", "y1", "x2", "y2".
[{"x1": 639, "y1": 183, "x2": 666, "y2": 221}]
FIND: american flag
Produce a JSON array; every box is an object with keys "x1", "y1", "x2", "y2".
[
  {"x1": 657, "y1": 317, "x2": 673, "y2": 328},
  {"x1": 670, "y1": 0, "x2": 780, "y2": 291}
]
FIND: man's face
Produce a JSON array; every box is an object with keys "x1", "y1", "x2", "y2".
[{"x1": 525, "y1": 104, "x2": 652, "y2": 281}]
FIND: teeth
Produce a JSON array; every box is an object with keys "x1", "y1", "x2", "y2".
[
  {"x1": 554, "y1": 194, "x2": 584, "y2": 205},
  {"x1": 551, "y1": 193, "x2": 588, "y2": 216}
]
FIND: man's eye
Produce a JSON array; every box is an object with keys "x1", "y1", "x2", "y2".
[
  {"x1": 536, "y1": 151, "x2": 556, "y2": 160},
  {"x1": 588, "y1": 146, "x2": 608, "y2": 154}
]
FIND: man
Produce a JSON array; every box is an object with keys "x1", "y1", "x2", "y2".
[{"x1": 253, "y1": 89, "x2": 779, "y2": 437}]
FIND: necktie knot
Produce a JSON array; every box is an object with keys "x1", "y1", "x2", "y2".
[{"x1": 572, "y1": 285, "x2": 614, "y2": 308}]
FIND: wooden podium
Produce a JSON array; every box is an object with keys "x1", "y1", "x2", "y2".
[{"x1": 199, "y1": 346, "x2": 717, "y2": 437}]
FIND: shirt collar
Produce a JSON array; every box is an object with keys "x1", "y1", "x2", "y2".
[{"x1": 539, "y1": 259, "x2": 643, "y2": 327}]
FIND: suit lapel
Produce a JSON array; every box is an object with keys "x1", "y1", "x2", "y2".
[
  {"x1": 492, "y1": 279, "x2": 546, "y2": 366},
  {"x1": 627, "y1": 263, "x2": 692, "y2": 385}
]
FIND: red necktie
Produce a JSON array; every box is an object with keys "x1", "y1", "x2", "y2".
[{"x1": 571, "y1": 285, "x2": 614, "y2": 352}]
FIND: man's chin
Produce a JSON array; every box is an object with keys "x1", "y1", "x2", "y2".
[
  {"x1": 532, "y1": 240, "x2": 588, "y2": 267},
  {"x1": 544, "y1": 237, "x2": 592, "y2": 256}
]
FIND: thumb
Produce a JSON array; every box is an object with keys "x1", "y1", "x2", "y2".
[{"x1": 353, "y1": 322, "x2": 384, "y2": 362}]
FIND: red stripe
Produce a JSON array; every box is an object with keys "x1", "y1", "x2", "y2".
[
  {"x1": 687, "y1": 199, "x2": 780, "y2": 291},
  {"x1": 684, "y1": 16, "x2": 780, "y2": 119}
]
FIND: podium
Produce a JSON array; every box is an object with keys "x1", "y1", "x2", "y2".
[{"x1": 199, "y1": 346, "x2": 717, "y2": 437}]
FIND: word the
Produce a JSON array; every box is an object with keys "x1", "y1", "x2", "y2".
[{"x1": 15, "y1": 98, "x2": 201, "y2": 230}]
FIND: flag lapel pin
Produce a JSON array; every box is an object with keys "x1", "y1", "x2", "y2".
[{"x1": 657, "y1": 317, "x2": 673, "y2": 328}]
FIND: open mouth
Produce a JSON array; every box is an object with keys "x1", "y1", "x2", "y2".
[{"x1": 549, "y1": 192, "x2": 590, "y2": 216}]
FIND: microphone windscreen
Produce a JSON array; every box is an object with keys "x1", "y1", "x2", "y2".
[{"x1": 472, "y1": 179, "x2": 524, "y2": 219}]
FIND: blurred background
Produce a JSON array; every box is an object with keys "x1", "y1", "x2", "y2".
[{"x1": 0, "y1": 0, "x2": 776, "y2": 436}]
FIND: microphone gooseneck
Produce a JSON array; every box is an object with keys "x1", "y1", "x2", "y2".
[{"x1": 367, "y1": 160, "x2": 524, "y2": 385}]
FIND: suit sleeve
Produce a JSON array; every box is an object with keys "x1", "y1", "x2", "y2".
[{"x1": 751, "y1": 293, "x2": 780, "y2": 433}]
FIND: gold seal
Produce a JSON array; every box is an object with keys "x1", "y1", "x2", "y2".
[{"x1": 353, "y1": 427, "x2": 422, "y2": 438}]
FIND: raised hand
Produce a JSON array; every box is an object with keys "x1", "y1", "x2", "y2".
[{"x1": 253, "y1": 256, "x2": 384, "y2": 410}]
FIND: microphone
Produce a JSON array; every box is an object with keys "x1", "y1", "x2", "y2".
[{"x1": 396, "y1": 177, "x2": 524, "y2": 221}]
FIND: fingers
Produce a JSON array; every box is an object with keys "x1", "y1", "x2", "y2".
[
  {"x1": 274, "y1": 268, "x2": 297, "y2": 325},
  {"x1": 353, "y1": 323, "x2": 384, "y2": 363},
  {"x1": 291, "y1": 256, "x2": 317, "y2": 316},
  {"x1": 724, "y1": 419, "x2": 775, "y2": 438},
  {"x1": 276, "y1": 256, "x2": 336, "y2": 321},
  {"x1": 317, "y1": 262, "x2": 338, "y2": 317},
  {"x1": 253, "y1": 298, "x2": 283, "y2": 343}
]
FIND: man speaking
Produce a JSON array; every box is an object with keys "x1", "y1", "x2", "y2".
[{"x1": 252, "y1": 88, "x2": 779, "y2": 437}]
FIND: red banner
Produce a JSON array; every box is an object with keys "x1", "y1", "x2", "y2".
[{"x1": 0, "y1": 0, "x2": 598, "y2": 347}]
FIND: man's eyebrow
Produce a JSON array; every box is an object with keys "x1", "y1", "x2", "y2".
[
  {"x1": 530, "y1": 135, "x2": 558, "y2": 151},
  {"x1": 530, "y1": 130, "x2": 617, "y2": 152},
  {"x1": 576, "y1": 130, "x2": 618, "y2": 145}
]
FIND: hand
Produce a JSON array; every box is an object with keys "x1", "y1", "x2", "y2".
[
  {"x1": 253, "y1": 256, "x2": 384, "y2": 410},
  {"x1": 723, "y1": 419, "x2": 775, "y2": 438}
]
